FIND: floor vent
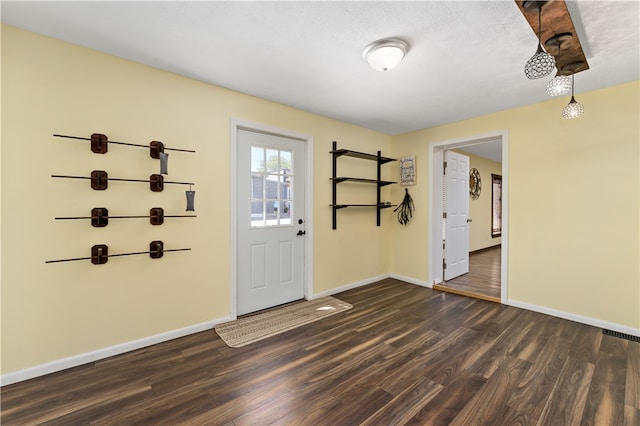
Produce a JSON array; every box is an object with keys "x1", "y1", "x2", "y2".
[{"x1": 602, "y1": 329, "x2": 640, "y2": 343}]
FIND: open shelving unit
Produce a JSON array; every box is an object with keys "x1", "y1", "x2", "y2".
[{"x1": 330, "y1": 141, "x2": 396, "y2": 229}]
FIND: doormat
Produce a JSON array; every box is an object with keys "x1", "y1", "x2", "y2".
[{"x1": 215, "y1": 296, "x2": 353, "y2": 348}]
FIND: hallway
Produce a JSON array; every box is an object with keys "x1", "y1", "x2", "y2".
[{"x1": 435, "y1": 245, "x2": 501, "y2": 302}]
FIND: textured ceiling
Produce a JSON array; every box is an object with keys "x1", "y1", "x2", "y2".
[{"x1": 2, "y1": 1, "x2": 639, "y2": 135}]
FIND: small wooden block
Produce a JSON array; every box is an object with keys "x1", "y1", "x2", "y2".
[
  {"x1": 150, "y1": 141, "x2": 164, "y2": 159},
  {"x1": 150, "y1": 240, "x2": 164, "y2": 259},
  {"x1": 91, "y1": 244, "x2": 109, "y2": 264},
  {"x1": 91, "y1": 170, "x2": 108, "y2": 190},
  {"x1": 150, "y1": 174, "x2": 164, "y2": 192},
  {"x1": 91, "y1": 207, "x2": 109, "y2": 227},
  {"x1": 150, "y1": 207, "x2": 164, "y2": 225},
  {"x1": 91, "y1": 133, "x2": 108, "y2": 154}
]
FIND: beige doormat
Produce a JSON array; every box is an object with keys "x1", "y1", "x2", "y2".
[{"x1": 215, "y1": 296, "x2": 352, "y2": 348}]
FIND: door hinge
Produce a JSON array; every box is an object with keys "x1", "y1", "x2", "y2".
[
  {"x1": 443, "y1": 161, "x2": 447, "y2": 174},
  {"x1": 442, "y1": 259, "x2": 447, "y2": 270},
  {"x1": 442, "y1": 212, "x2": 447, "y2": 219}
]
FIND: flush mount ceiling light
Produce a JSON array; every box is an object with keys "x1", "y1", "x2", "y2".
[
  {"x1": 545, "y1": 33, "x2": 573, "y2": 97},
  {"x1": 562, "y1": 73, "x2": 584, "y2": 119},
  {"x1": 363, "y1": 38, "x2": 409, "y2": 72},
  {"x1": 523, "y1": 1, "x2": 556, "y2": 79}
]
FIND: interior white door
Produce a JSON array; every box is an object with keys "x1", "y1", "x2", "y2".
[
  {"x1": 237, "y1": 129, "x2": 306, "y2": 315},
  {"x1": 444, "y1": 150, "x2": 470, "y2": 280}
]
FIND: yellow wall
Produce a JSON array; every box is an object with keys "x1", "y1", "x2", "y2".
[
  {"x1": 2, "y1": 25, "x2": 639, "y2": 378},
  {"x1": 390, "y1": 81, "x2": 640, "y2": 330},
  {"x1": 0, "y1": 26, "x2": 393, "y2": 375}
]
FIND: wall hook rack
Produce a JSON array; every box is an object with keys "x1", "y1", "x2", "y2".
[
  {"x1": 55, "y1": 207, "x2": 197, "y2": 227},
  {"x1": 45, "y1": 241, "x2": 191, "y2": 265},
  {"x1": 51, "y1": 171, "x2": 194, "y2": 191},
  {"x1": 53, "y1": 133, "x2": 196, "y2": 158}
]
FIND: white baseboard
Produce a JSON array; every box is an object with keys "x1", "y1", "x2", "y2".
[
  {"x1": 390, "y1": 273, "x2": 431, "y2": 288},
  {"x1": 507, "y1": 299, "x2": 640, "y2": 338},
  {"x1": 1, "y1": 318, "x2": 232, "y2": 387}
]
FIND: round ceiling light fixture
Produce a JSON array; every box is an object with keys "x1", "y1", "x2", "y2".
[{"x1": 363, "y1": 38, "x2": 409, "y2": 72}]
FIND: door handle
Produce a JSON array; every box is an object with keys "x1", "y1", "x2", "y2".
[
  {"x1": 296, "y1": 230, "x2": 306, "y2": 236},
  {"x1": 467, "y1": 219, "x2": 472, "y2": 223}
]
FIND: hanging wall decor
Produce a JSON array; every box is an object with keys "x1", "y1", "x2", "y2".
[
  {"x1": 186, "y1": 186, "x2": 196, "y2": 211},
  {"x1": 394, "y1": 188, "x2": 414, "y2": 225},
  {"x1": 51, "y1": 171, "x2": 193, "y2": 192},
  {"x1": 399, "y1": 156, "x2": 416, "y2": 186},
  {"x1": 469, "y1": 168, "x2": 481, "y2": 200},
  {"x1": 45, "y1": 241, "x2": 191, "y2": 265},
  {"x1": 54, "y1": 207, "x2": 196, "y2": 227},
  {"x1": 53, "y1": 133, "x2": 196, "y2": 157}
]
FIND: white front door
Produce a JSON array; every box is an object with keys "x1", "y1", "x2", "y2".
[
  {"x1": 236, "y1": 129, "x2": 306, "y2": 315},
  {"x1": 444, "y1": 150, "x2": 470, "y2": 280}
]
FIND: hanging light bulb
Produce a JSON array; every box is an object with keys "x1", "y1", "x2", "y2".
[
  {"x1": 546, "y1": 75, "x2": 572, "y2": 97},
  {"x1": 562, "y1": 73, "x2": 584, "y2": 119},
  {"x1": 524, "y1": 1, "x2": 555, "y2": 79},
  {"x1": 545, "y1": 33, "x2": 573, "y2": 96}
]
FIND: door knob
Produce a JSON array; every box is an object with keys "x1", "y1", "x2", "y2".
[
  {"x1": 298, "y1": 219, "x2": 304, "y2": 224},
  {"x1": 467, "y1": 218, "x2": 473, "y2": 223},
  {"x1": 296, "y1": 230, "x2": 306, "y2": 236}
]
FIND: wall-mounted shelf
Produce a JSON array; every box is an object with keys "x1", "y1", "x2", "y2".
[{"x1": 330, "y1": 141, "x2": 396, "y2": 229}]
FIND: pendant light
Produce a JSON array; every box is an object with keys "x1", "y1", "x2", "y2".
[
  {"x1": 523, "y1": 1, "x2": 556, "y2": 79},
  {"x1": 545, "y1": 33, "x2": 573, "y2": 97},
  {"x1": 562, "y1": 73, "x2": 584, "y2": 119}
]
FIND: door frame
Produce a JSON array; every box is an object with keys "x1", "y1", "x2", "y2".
[
  {"x1": 428, "y1": 130, "x2": 509, "y2": 304},
  {"x1": 230, "y1": 118, "x2": 314, "y2": 319}
]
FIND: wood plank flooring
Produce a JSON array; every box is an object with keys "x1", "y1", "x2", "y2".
[
  {"x1": 2, "y1": 278, "x2": 639, "y2": 425},
  {"x1": 435, "y1": 245, "x2": 501, "y2": 302}
]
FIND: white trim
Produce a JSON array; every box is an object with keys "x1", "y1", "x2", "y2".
[
  {"x1": 428, "y1": 129, "x2": 509, "y2": 303},
  {"x1": 507, "y1": 299, "x2": 640, "y2": 338},
  {"x1": 230, "y1": 118, "x2": 314, "y2": 318},
  {"x1": 0, "y1": 319, "x2": 227, "y2": 386},
  {"x1": 390, "y1": 273, "x2": 431, "y2": 288}
]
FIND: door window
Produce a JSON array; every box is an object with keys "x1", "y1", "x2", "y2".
[{"x1": 250, "y1": 146, "x2": 293, "y2": 227}]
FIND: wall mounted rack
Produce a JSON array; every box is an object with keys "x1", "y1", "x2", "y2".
[
  {"x1": 54, "y1": 133, "x2": 196, "y2": 157},
  {"x1": 55, "y1": 207, "x2": 196, "y2": 227},
  {"x1": 45, "y1": 241, "x2": 191, "y2": 265},
  {"x1": 330, "y1": 141, "x2": 396, "y2": 229},
  {"x1": 51, "y1": 170, "x2": 194, "y2": 192}
]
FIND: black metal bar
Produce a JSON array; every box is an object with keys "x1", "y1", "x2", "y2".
[
  {"x1": 46, "y1": 247, "x2": 191, "y2": 263},
  {"x1": 45, "y1": 256, "x2": 92, "y2": 264},
  {"x1": 53, "y1": 133, "x2": 195, "y2": 153},
  {"x1": 51, "y1": 174, "x2": 90, "y2": 180},
  {"x1": 55, "y1": 215, "x2": 197, "y2": 220},
  {"x1": 332, "y1": 141, "x2": 338, "y2": 230}
]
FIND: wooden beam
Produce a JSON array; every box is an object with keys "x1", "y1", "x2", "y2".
[{"x1": 516, "y1": 0, "x2": 589, "y2": 75}]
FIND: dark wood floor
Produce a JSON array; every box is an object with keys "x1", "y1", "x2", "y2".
[
  {"x1": 436, "y1": 245, "x2": 501, "y2": 302},
  {"x1": 2, "y1": 279, "x2": 639, "y2": 425}
]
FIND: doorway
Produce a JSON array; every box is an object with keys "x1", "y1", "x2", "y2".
[
  {"x1": 231, "y1": 119, "x2": 314, "y2": 318},
  {"x1": 428, "y1": 131, "x2": 508, "y2": 304}
]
